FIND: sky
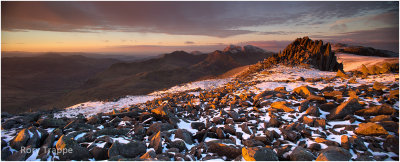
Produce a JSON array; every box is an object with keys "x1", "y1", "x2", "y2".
[{"x1": 1, "y1": 1, "x2": 399, "y2": 55}]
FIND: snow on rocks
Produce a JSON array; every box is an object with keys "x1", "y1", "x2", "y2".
[{"x1": 1, "y1": 65, "x2": 398, "y2": 161}]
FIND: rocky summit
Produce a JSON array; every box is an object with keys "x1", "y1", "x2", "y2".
[
  {"x1": 1, "y1": 38, "x2": 398, "y2": 161},
  {"x1": 276, "y1": 37, "x2": 342, "y2": 71}
]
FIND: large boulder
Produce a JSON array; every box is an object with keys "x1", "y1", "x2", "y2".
[
  {"x1": 316, "y1": 146, "x2": 352, "y2": 161},
  {"x1": 354, "y1": 122, "x2": 388, "y2": 136},
  {"x1": 328, "y1": 98, "x2": 362, "y2": 120},
  {"x1": 293, "y1": 86, "x2": 316, "y2": 98},
  {"x1": 242, "y1": 147, "x2": 278, "y2": 161},
  {"x1": 94, "y1": 128, "x2": 130, "y2": 137},
  {"x1": 355, "y1": 104, "x2": 396, "y2": 116},
  {"x1": 270, "y1": 101, "x2": 295, "y2": 112},
  {"x1": 55, "y1": 135, "x2": 92, "y2": 160},
  {"x1": 108, "y1": 140, "x2": 147, "y2": 158},
  {"x1": 207, "y1": 142, "x2": 241, "y2": 160},
  {"x1": 37, "y1": 118, "x2": 66, "y2": 128},
  {"x1": 149, "y1": 131, "x2": 163, "y2": 154},
  {"x1": 175, "y1": 129, "x2": 194, "y2": 145},
  {"x1": 146, "y1": 122, "x2": 174, "y2": 136},
  {"x1": 10, "y1": 129, "x2": 30, "y2": 150},
  {"x1": 289, "y1": 146, "x2": 315, "y2": 161}
]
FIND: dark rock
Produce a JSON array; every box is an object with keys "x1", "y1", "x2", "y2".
[
  {"x1": 243, "y1": 139, "x2": 265, "y2": 147},
  {"x1": 328, "y1": 98, "x2": 362, "y2": 120},
  {"x1": 1, "y1": 147, "x2": 12, "y2": 160},
  {"x1": 373, "y1": 155, "x2": 389, "y2": 161},
  {"x1": 355, "y1": 155, "x2": 374, "y2": 161},
  {"x1": 341, "y1": 135, "x2": 350, "y2": 150},
  {"x1": 308, "y1": 143, "x2": 321, "y2": 152},
  {"x1": 349, "y1": 136, "x2": 368, "y2": 151},
  {"x1": 10, "y1": 129, "x2": 30, "y2": 150},
  {"x1": 307, "y1": 95, "x2": 326, "y2": 102},
  {"x1": 108, "y1": 140, "x2": 147, "y2": 158},
  {"x1": 369, "y1": 115, "x2": 391, "y2": 122},
  {"x1": 293, "y1": 86, "x2": 316, "y2": 98},
  {"x1": 90, "y1": 146, "x2": 108, "y2": 160},
  {"x1": 383, "y1": 135, "x2": 399, "y2": 154},
  {"x1": 207, "y1": 142, "x2": 241, "y2": 160},
  {"x1": 373, "y1": 82, "x2": 387, "y2": 91},
  {"x1": 355, "y1": 104, "x2": 396, "y2": 116},
  {"x1": 270, "y1": 101, "x2": 295, "y2": 112},
  {"x1": 266, "y1": 117, "x2": 281, "y2": 127},
  {"x1": 86, "y1": 116, "x2": 101, "y2": 124},
  {"x1": 319, "y1": 102, "x2": 337, "y2": 112},
  {"x1": 175, "y1": 129, "x2": 194, "y2": 145},
  {"x1": 140, "y1": 150, "x2": 156, "y2": 160},
  {"x1": 1, "y1": 139, "x2": 6, "y2": 149},
  {"x1": 298, "y1": 100, "x2": 310, "y2": 112},
  {"x1": 253, "y1": 136, "x2": 271, "y2": 145},
  {"x1": 242, "y1": 147, "x2": 279, "y2": 161},
  {"x1": 94, "y1": 128, "x2": 130, "y2": 137},
  {"x1": 316, "y1": 146, "x2": 352, "y2": 161},
  {"x1": 224, "y1": 124, "x2": 236, "y2": 135},
  {"x1": 149, "y1": 131, "x2": 163, "y2": 154},
  {"x1": 355, "y1": 122, "x2": 388, "y2": 136},
  {"x1": 212, "y1": 117, "x2": 224, "y2": 125},
  {"x1": 37, "y1": 118, "x2": 66, "y2": 128},
  {"x1": 6, "y1": 149, "x2": 29, "y2": 161},
  {"x1": 55, "y1": 135, "x2": 92, "y2": 160},
  {"x1": 168, "y1": 139, "x2": 187, "y2": 152},
  {"x1": 290, "y1": 146, "x2": 315, "y2": 161},
  {"x1": 306, "y1": 106, "x2": 320, "y2": 117},
  {"x1": 227, "y1": 111, "x2": 240, "y2": 120},
  {"x1": 216, "y1": 128, "x2": 225, "y2": 139},
  {"x1": 146, "y1": 122, "x2": 174, "y2": 136},
  {"x1": 280, "y1": 129, "x2": 300, "y2": 142},
  {"x1": 240, "y1": 123, "x2": 252, "y2": 135},
  {"x1": 379, "y1": 121, "x2": 398, "y2": 133},
  {"x1": 191, "y1": 122, "x2": 205, "y2": 131}
]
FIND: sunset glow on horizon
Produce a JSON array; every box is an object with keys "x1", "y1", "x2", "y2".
[{"x1": 2, "y1": 1, "x2": 399, "y2": 55}]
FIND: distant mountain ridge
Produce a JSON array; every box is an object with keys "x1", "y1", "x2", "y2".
[
  {"x1": 2, "y1": 54, "x2": 120, "y2": 114},
  {"x1": 332, "y1": 43, "x2": 399, "y2": 57},
  {"x1": 55, "y1": 46, "x2": 274, "y2": 110}
]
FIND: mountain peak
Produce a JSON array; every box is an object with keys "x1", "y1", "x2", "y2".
[
  {"x1": 223, "y1": 45, "x2": 242, "y2": 53},
  {"x1": 242, "y1": 45, "x2": 265, "y2": 53},
  {"x1": 223, "y1": 44, "x2": 265, "y2": 54}
]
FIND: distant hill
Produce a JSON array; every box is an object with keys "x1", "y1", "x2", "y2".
[
  {"x1": 55, "y1": 46, "x2": 274, "y2": 110},
  {"x1": 2, "y1": 54, "x2": 120, "y2": 114},
  {"x1": 332, "y1": 43, "x2": 399, "y2": 57}
]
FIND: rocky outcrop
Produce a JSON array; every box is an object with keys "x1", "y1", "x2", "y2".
[
  {"x1": 238, "y1": 37, "x2": 343, "y2": 79},
  {"x1": 277, "y1": 37, "x2": 342, "y2": 71}
]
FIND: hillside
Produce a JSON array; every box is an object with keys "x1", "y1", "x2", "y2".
[
  {"x1": 1, "y1": 54, "x2": 120, "y2": 114},
  {"x1": 56, "y1": 47, "x2": 273, "y2": 110},
  {"x1": 1, "y1": 37, "x2": 398, "y2": 161},
  {"x1": 332, "y1": 43, "x2": 399, "y2": 57}
]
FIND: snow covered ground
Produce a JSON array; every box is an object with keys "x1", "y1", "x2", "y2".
[
  {"x1": 54, "y1": 95, "x2": 159, "y2": 118},
  {"x1": 150, "y1": 78, "x2": 231, "y2": 96},
  {"x1": 53, "y1": 63, "x2": 398, "y2": 119},
  {"x1": 54, "y1": 78, "x2": 232, "y2": 118},
  {"x1": 336, "y1": 53, "x2": 398, "y2": 71}
]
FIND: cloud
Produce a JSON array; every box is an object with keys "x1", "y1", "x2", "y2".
[
  {"x1": 185, "y1": 41, "x2": 195, "y2": 45},
  {"x1": 259, "y1": 31, "x2": 310, "y2": 35},
  {"x1": 2, "y1": 1, "x2": 397, "y2": 37},
  {"x1": 330, "y1": 24, "x2": 347, "y2": 32},
  {"x1": 311, "y1": 27, "x2": 399, "y2": 52}
]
